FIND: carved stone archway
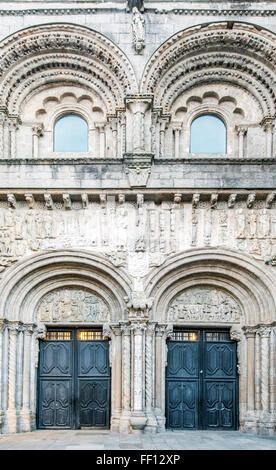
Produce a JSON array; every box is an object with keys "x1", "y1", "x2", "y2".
[
  {"x1": 141, "y1": 248, "x2": 276, "y2": 435},
  {"x1": 0, "y1": 249, "x2": 132, "y2": 434}
]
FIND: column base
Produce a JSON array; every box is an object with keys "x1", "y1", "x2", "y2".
[
  {"x1": 19, "y1": 409, "x2": 36, "y2": 433},
  {"x1": 144, "y1": 412, "x2": 158, "y2": 434},
  {"x1": 4, "y1": 409, "x2": 20, "y2": 434},
  {"x1": 130, "y1": 413, "x2": 148, "y2": 434}
]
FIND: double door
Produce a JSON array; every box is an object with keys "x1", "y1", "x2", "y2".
[
  {"x1": 166, "y1": 329, "x2": 238, "y2": 430},
  {"x1": 37, "y1": 329, "x2": 110, "y2": 429}
]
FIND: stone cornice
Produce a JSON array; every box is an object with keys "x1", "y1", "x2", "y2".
[
  {"x1": 1, "y1": 156, "x2": 276, "y2": 165},
  {"x1": 0, "y1": 6, "x2": 275, "y2": 17}
]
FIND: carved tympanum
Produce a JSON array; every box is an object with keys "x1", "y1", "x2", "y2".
[
  {"x1": 168, "y1": 287, "x2": 242, "y2": 323},
  {"x1": 37, "y1": 288, "x2": 110, "y2": 323}
]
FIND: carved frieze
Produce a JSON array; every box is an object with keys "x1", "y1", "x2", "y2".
[
  {"x1": 37, "y1": 288, "x2": 110, "y2": 323},
  {"x1": 0, "y1": 197, "x2": 275, "y2": 275},
  {"x1": 168, "y1": 287, "x2": 242, "y2": 323}
]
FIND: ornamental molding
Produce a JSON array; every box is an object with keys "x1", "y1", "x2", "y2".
[
  {"x1": 0, "y1": 7, "x2": 275, "y2": 17},
  {"x1": 148, "y1": 57, "x2": 275, "y2": 115},
  {"x1": 141, "y1": 22, "x2": 276, "y2": 114},
  {"x1": 0, "y1": 23, "x2": 137, "y2": 112}
]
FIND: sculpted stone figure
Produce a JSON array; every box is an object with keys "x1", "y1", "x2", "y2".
[{"x1": 132, "y1": 7, "x2": 145, "y2": 54}]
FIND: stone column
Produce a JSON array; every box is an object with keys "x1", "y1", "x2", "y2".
[
  {"x1": 120, "y1": 323, "x2": 131, "y2": 432},
  {"x1": 20, "y1": 325, "x2": 34, "y2": 432},
  {"x1": 32, "y1": 124, "x2": 43, "y2": 158},
  {"x1": 243, "y1": 327, "x2": 257, "y2": 433},
  {"x1": 6, "y1": 322, "x2": 20, "y2": 433},
  {"x1": 144, "y1": 323, "x2": 158, "y2": 433},
  {"x1": 154, "y1": 323, "x2": 173, "y2": 431},
  {"x1": 107, "y1": 324, "x2": 122, "y2": 432},
  {"x1": 95, "y1": 122, "x2": 106, "y2": 158},
  {"x1": 9, "y1": 118, "x2": 19, "y2": 159},
  {"x1": 126, "y1": 98, "x2": 152, "y2": 154},
  {"x1": 30, "y1": 324, "x2": 46, "y2": 425},
  {"x1": 0, "y1": 111, "x2": 6, "y2": 158},
  {"x1": 236, "y1": 125, "x2": 247, "y2": 158},
  {"x1": 174, "y1": 126, "x2": 182, "y2": 159},
  {"x1": 262, "y1": 118, "x2": 274, "y2": 158},
  {"x1": 0, "y1": 320, "x2": 7, "y2": 428},
  {"x1": 258, "y1": 327, "x2": 271, "y2": 413}
]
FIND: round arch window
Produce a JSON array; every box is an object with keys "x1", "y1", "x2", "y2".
[
  {"x1": 54, "y1": 114, "x2": 88, "y2": 152},
  {"x1": 190, "y1": 114, "x2": 226, "y2": 154}
]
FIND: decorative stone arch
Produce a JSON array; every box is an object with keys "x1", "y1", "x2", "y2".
[
  {"x1": 0, "y1": 22, "x2": 138, "y2": 114},
  {"x1": 142, "y1": 248, "x2": 276, "y2": 434},
  {"x1": 141, "y1": 22, "x2": 276, "y2": 159},
  {"x1": 145, "y1": 248, "x2": 276, "y2": 325},
  {"x1": 0, "y1": 249, "x2": 132, "y2": 434},
  {"x1": 141, "y1": 21, "x2": 276, "y2": 115}
]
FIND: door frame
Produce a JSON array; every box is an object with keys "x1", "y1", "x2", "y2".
[
  {"x1": 165, "y1": 327, "x2": 239, "y2": 431},
  {"x1": 36, "y1": 326, "x2": 111, "y2": 430}
]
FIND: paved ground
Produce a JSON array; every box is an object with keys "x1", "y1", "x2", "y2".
[{"x1": 0, "y1": 429, "x2": 275, "y2": 450}]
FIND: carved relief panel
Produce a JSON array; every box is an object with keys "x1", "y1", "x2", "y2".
[
  {"x1": 37, "y1": 288, "x2": 110, "y2": 323},
  {"x1": 0, "y1": 196, "x2": 276, "y2": 277},
  {"x1": 168, "y1": 287, "x2": 242, "y2": 324}
]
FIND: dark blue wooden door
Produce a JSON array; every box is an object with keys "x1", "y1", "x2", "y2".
[
  {"x1": 77, "y1": 340, "x2": 110, "y2": 428},
  {"x1": 37, "y1": 329, "x2": 110, "y2": 429},
  {"x1": 166, "y1": 330, "x2": 238, "y2": 430}
]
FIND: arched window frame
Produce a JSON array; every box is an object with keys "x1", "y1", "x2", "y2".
[
  {"x1": 41, "y1": 104, "x2": 107, "y2": 157},
  {"x1": 53, "y1": 112, "x2": 89, "y2": 153},
  {"x1": 188, "y1": 108, "x2": 229, "y2": 156}
]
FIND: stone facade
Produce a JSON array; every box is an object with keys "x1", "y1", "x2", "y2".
[{"x1": 0, "y1": 0, "x2": 275, "y2": 436}]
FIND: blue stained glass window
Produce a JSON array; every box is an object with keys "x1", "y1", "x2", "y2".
[
  {"x1": 190, "y1": 114, "x2": 226, "y2": 154},
  {"x1": 54, "y1": 114, "x2": 88, "y2": 152}
]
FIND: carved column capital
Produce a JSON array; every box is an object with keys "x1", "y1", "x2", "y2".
[
  {"x1": 256, "y1": 325, "x2": 272, "y2": 338},
  {"x1": 243, "y1": 325, "x2": 257, "y2": 338}
]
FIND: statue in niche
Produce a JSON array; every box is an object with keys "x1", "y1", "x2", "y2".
[{"x1": 132, "y1": 7, "x2": 145, "y2": 54}]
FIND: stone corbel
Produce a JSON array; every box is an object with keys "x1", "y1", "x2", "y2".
[
  {"x1": 124, "y1": 153, "x2": 153, "y2": 188},
  {"x1": 174, "y1": 193, "x2": 182, "y2": 204},
  {"x1": 210, "y1": 193, "x2": 218, "y2": 210},
  {"x1": 81, "y1": 193, "x2": 89, "y2": 209},
  {"x1": 228, "y1": 193, "x2": 237, "y2": 208},
  {"x1": 62, "y1": 193, "x2": 71, "y2": 210},
  {"x1": 124, "y1": 292, "x2": 154, "y2": 322},
  {"x1": 192, "y1": 193, "x2": 200, "y2": 208},
  {"x1": 7, "y1": 193, "x2": 16, "y2": 209},
  {"x1": 265, "y1": 193, "x2": 275, "y2": 209},
  {"x1": 44, "y1": 192, "x2": 54, "y2": 210},
  {"x1": 246, "y1": 193, "x2": 256, "y2": 209},
  {"x1": 99, "y1": 194, "x2": 106, "y2": 208},
  {"x1": 25, "y1": 193, "x2": 35, "y2": 209},
  {"x1": 118, "y1": 193, "x2": 125, "y2": 204}
]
